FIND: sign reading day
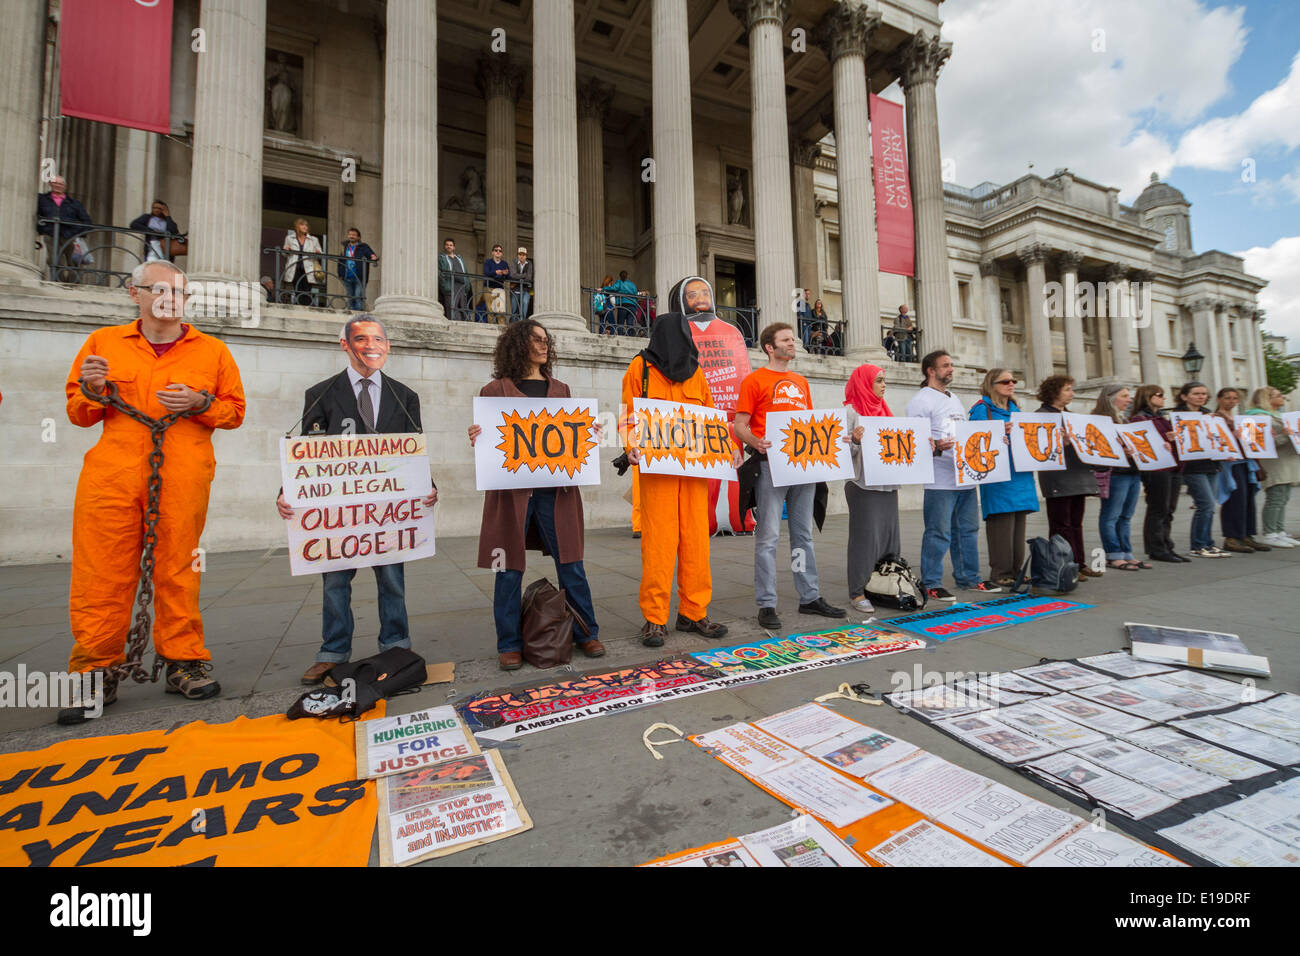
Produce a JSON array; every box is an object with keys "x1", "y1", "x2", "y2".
[
  {"x1": 280, "y1": 433, "x2": 436, "y2": 575},
  {"x1": 632, "y1": 397, "x2": 737, "y2": 480},
  {"x1": 472, "y1": 397, "x2": 600, "y2": 491},
  {"x1": 765, "y1": 408, "x2": 854, "y2": 487}
]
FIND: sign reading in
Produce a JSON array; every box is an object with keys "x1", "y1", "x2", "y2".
[
  {"x1": 1008, "y1": 413, "x2": 1067, "y2": 472},
  {"x1": 952, "y1": 421, "x2": 1011, "y2": 487},
  {"x1": 766, "y1": 408, "x2": 854, "y2": 487},
  {"x1": 472, "y1": 397, "x2": 600, "y2": 490},
  {"x1": 858, "y1": 417, "x2": 935, "y2": 485},
  {"x1": 632, "y1": 397, "x2": 737, "y2": 480}
]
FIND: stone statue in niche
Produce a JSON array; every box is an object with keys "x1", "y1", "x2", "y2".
[
  {"x1": 266, "y1": 50, "x2": 303, "y2": 135},
  {"x1": 726, "y1": 166, "x2": 750, "y2": 226},
  {"x1": 444, "y1": 165, "x2": 487, "y2": 215}
]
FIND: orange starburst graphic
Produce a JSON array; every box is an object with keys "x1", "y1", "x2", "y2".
[
  {"x1": 778, "y1": 414, "x2": 843, "y2": 471},
  {"x1": 877, "y1": 427, "x2": 918, "y2": 465},
  {"x1": 637, "y1": 405, "x2": 733, "y2": 469},
  {"x1": 495, "y1": 407, "x2": 597, "y2": 477}
]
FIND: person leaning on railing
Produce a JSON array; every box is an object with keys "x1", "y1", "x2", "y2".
[
  {"x1": 37, "y1": 175, "x2": 94, "y2": 275},
  {"x1": 128, "y1": 200, "x2": 185, "y2": 263},
  {"x1": 282, "y1": 218, "x2": 325, "y2": 306}
]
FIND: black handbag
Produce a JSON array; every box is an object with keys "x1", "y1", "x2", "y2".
[
  {"x1": 286, "y1": 647, "x2": 426, "y2": 720},
  {"x1": 864, "y1": 555, "x2": 928, "y2": 611}
]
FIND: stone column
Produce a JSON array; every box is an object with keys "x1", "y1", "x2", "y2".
[
  {"x1": 1057, "y1": 250, "x2": 1085, "y2": 381},
  {"x1": 111, "y1": 127, "x2": 159, "y2": 276},
  {"x1": 477, "y1": 56, "x2": 524, "y2": 256},
  {"x1": 730, "y1": 0, "x2": 795, "y2": 326},
  {"x1": 1105, "y1": 263, "x2": 1134, "y2": 382},
  {"x1": 1216, "y1": 301, "x2": 1234, "y2": 389},
  {"x1": 1018, "y1": 243, "x2": 1052, "y2": 386},
  {"x1": 979, "y1": 257, "x2": 1003, "y2": 367},
  {"x1": 1130, "y1": 269, "x2": 1159, "y2": 384},
  {"x1": 532, "y1": 0, "x2": 584, "y2": 329},
  {"x1": 576, "y1": 77, "x2": 613, "y2": 291},
  {"x1": 0, "y1": 0, "x2": 45, "y2": 280},
  {"x1": 1189, "y1": 297, "x2": 1220, "y2": 392},
  {"x1": 891, "y1": 31, "x2": 954, "y2": 351},
  {"x1": 814, "y1": 3, "x2": 887, "y2": 362},
  {"x1": 653, "y1": 0, "x2": 699, "y2": 305},
  {"x1": 791, "y1": 138, "x2": 821, "y2": 296},
  {"x1": 1249, "y1": 309, "x2": 1267, "y2": 392},
  {"x1": 187, "y1": 0, "x2": 266, "y2": 286}
]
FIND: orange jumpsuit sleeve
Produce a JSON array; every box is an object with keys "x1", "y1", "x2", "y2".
[
  {"x1": 620, "y1": 356, "x2": 643, "y2": 454},
  {"x1": 65, "y1": 332, "x2": 106, "y2": 428},
  {"x1": 188, "y1": 341, "x2": 246, "y2": 431}
]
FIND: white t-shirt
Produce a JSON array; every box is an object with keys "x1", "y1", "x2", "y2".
[{"x1": 905, "y1": 386, "x2": 970, "y2": 491}]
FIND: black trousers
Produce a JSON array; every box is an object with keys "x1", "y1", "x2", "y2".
[{"x1": 1141, "y1": 470, "x2": 1178, "y2": 556}]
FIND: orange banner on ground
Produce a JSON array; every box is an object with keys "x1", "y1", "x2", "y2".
[{"x1": 0, "y1": 713, "x2": 378, "y2": 867}]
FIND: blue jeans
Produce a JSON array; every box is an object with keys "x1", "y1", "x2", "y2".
[
  {"x1": 753, "y1": 460, "x2": 819, "y2": 608},
  {"x1": 1182, "y1": 473, "x2": 1217, "y2": 551},
  {"x1": 512, "y1": 289, "x2": 531, "y2": 321},
  {"x1": 344, "y1": 275, "x2": 366, "y2": 310},
  {"x1": 1099, "y1": 471, "x2": 1141, "y2": 560},
  {"x1": 318, "y1": 562, "x2": 410, "y2": 663},
  {"x1": 492, "y1": 489, "x2": 599, "y2": 653},
  {"x1": 921, "y1": 489, "x2": 981, "y2": 589}
]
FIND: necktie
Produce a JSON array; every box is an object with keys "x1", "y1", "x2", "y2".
[{"x1": 357, "y1": 377, "x2": 376, "y2": 433}]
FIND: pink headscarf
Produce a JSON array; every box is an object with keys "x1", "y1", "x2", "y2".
[{"x1": 844, "y1": 364, "x2": 892, "y2": 417}]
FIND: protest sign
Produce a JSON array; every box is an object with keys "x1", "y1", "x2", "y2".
[
  {"x1": 1062, "y1": 412, "x2": 1128, "y2": 468},
  {"x1": 1168, "y1": 412, "x2": 1215, "y2": 461},
  {"x1": 281, "y1": 434, "x2": 432, "y2": 506},
  {"x1": 472, "y1": 396, "x2": 600, "y2": 490},
  {"x1": 1283, "y1": 412, "x2": 1300, "y2": 454},
  {"x1": 952, "y1": 420, "x2": 1011, "y2": 487},
  {"x1": 0, "y1": 714, "x2": 377, "y2": 867},
  {"x1": 859, "y1": 417, "x2": 935, "y2": 485},
  {"x1": 1233, "y1": 415, "x2": 1276, "y2": 459},
  {"x1": 285, "y1": 495, "x2": 435, "y2": 575},
  {"x1": 632, "y1": 397, "x2": 737, "y2": 480},
  {"x1": 885, "y1": 594, "x2": 1093, "y2": 642},
  {"x1": 376, "y1": 750, "x2": 531, "y2": 866},
  {"x1": 1008, "y1": 413, "x2": 1066, "y2": 471},
  {"x1": 1204, "y1": 415, "x2": 1242, "y2": 460},
  {"x1": 355, "y1": 706, "x2": 479, "y2": 779},
  {"x1": 689, "y1": 626, "x2": 923, "y2": 674},
  {"x1": 1115, "y1": 421, "x2": 1178, "y2": 471},
  {"x1": 765, "y1": 408, "x2": 854, "y2": 486}
]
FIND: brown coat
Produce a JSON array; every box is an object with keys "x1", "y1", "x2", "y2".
[{"x1": 475, "y1": 375, "x2": 587, "y2": 571}]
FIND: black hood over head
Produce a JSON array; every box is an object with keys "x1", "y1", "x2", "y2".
[{"x1": 643, "y1": 311, "x2": 699, "y2": 384}]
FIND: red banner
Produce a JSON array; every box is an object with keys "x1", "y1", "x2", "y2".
[
  {"x1": 688, "y1": 317, "x2": 755, "y2": 534},
  {"x1": 60, "y1": 0, "x2": 173, "y2": 134},
  {"x1": 870, "y1": 94, "x2": 914, "y2": 277}
]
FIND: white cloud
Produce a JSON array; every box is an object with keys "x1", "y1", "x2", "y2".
[
  {"x1": 1175, "y1": 52, "x2": 1300, "y2": 170},
  {"x1": 939, "y1": 0, "x2": 1246, "y2": 199},
  {"x1": 1237, "y1": 235, "x2": 1300, "y2": 353}
]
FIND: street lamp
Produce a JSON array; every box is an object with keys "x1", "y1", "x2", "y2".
[{"x1": 1181, "y1": 342, "x2": 1204, "y2": 376}]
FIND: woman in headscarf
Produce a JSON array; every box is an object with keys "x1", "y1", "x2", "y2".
[
  {"x1": 621, "y1": 276, "x2": 743, "y2": 646},
  {"x1": 843, "y1": 364, "x2": 900, "y2": 614}
]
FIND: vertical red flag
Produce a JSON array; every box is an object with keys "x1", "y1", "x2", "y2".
[
  {"x1": 60, "y1": 0, "x2": 173, "y2": 134},
  {"x1": 870, "y1": 93, "x2": 914, "y2": 277}
]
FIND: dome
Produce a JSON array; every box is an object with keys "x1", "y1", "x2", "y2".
[{"x1": 1134, "y1": 172, "x2": 1188, "y2": 211}]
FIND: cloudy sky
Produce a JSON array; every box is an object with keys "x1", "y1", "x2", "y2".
[{"x1": 924, "y1": 0, "x2": 1300, "y2": 352}]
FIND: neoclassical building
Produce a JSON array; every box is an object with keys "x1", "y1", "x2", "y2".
[{"x1": 0, "y1": 0, "x2": 1270, "y2": 562}]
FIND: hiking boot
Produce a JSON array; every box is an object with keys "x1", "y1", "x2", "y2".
[
  {"x1": 640, "y1": 621, "x2": 667, "y2": 647},
  {"x1": 798, "y1": 597, "x2": 847, "y2": 618},
  {"x1": 577, "y1": 638, "x2": 606, "y2": 658},
  {"x1": 56, "y1": 670, "x2": 118, "y2": 726},
  {"x1": 758, "y1": 607, "x2": 782, "y2": 629},
  {"x1": 1223, "y1": 538, "x2": 1254, "y2": 553},
  {"x1": 498, "y1": 652, "x2": 523, "y2": 671},
  {"x1": 675, "y1": 614, "x2": 729, "y2": 640},
  {"x1": 926, "y1": 587, "x2": 956, "y2": 603},
  {"x1": 164, "y1": 660, "x2": 221, "y2": 700}
]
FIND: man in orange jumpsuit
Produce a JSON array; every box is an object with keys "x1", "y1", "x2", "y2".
[
  {"x1": 60, "y1": 260, "x2": 246, "y2": 724},
  {"x1": 622, "y1": 276, "x2": 741, "y2": 647}
]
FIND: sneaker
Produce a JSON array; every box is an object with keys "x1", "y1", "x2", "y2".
[
  {"x1": 640, "y1": 621, "x2": 667, "y2": 647},
  {"x1": 1190, "y1": 548, "x2": 1227, "y2": 558},
  {"x1": 56, "y1": 670, "x2": 118, "y2": 725},
  {"x1": 1207, "y1": 546, "x2": 1233, "y2": 556},
  {"x1": 926, "y1": 587, "x2": 956, "y2": 602},
  {"x1": 758, "y1": 607, "x2": 782, "y2": 629},
  {"x1": 967, "y1": 581, "x2": 1004, "y2": 593},
  {"x1": 1264, "y1": 532, "x2": 1296, "y2": 549},
  {"x1": 1280, "y1": 533, "x2": 1300, "y2": 546},
  {"x1": 798, "y1": 597, "x2": 847, "y2": 618},
  {"x1": 1243, "y1": 537, "x2": 1271, "y2": 552},
  {"x1": 850, "y1": 596, "x2": 875, "y2": 614},
  {"x1": 164, "y1": 660, "x2": 221, "y2": 700},
  {"x1": 675, "y1": 614, "x2": 729, "y2": 640}
]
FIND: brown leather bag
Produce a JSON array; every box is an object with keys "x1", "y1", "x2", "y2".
[{"x1": 520, "y1": 578, "x2": 588, "y2": 669}]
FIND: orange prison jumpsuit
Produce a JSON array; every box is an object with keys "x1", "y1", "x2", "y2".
[
  {"x1": 65, "y1": 322, "x2": 246, "y2": 672},
  {"x1": 621, "y1": 355, "x2": 715, "y2": 626}
]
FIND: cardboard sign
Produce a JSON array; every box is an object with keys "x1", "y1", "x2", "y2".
[
  {"x1": 1008, "y1": 413, "x2": 1067, "y2": 472},
  {"x1": 285, "y1": 496, "x2": 435, "y2": 575},
  {"x1": 1233, "y1": 415, "x2": 1276, "y2": 460},
  {"x1": 858, "y1": 417, "x2": 935, "y2": 485},
  {"x1": 633, "y1": 397, "x2": 737, "y2": 480},
  {"x1": 281, "y1": 433, "x2": 432, "y2": 506},
  {"x1": 952, "y1": 420, "x2": 1011, "y2": 487},
  {"x1": 472, "y1": 397, "x2": 600, "y2": 490},
  {"x1": 1204, "y1": 416, "x2": 1242, "y2": 461},
  {"x1": 1283, "y1": 412, "x2": 1300, "y2": 455},
  {"x1": 355, "y1": 707, "x2": 481, "y2": 780},
  {"x1": 1115, "y1": 421, "x2": 1178, "y2": 471},
  {"x1": 1062, "y1": 412, "x2": 1129, "y2": 468},
  {"x1": 766, "y1": 408, "x2": 854, "y2": 487},
  {"x1": 1168, "y1": 412, "x2": 1215, "y2": 462}
]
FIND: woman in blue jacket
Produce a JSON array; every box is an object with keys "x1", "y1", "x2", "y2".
[{"x1": 969, "y1": 369, "x2": 1040, "y2": 586}]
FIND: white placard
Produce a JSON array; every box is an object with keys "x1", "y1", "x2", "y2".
[
  {"x1": 867, "y1": 752, "x2": 994, "y2": 816},
  {"x1": 1168, "y1": 411, "x2": 1216, "y2": 461},
  {"x1": 356, "y1": 707, "x2": 479, "y2": 779},
  {"x1": 1283, "y1": 411, "x2": 1300, "y2": 454},
  {"x1": 858, "y1": 416, "x2": 935, "y2": 485},
  {"x1": 1008, "y1": 412, "x2": 1067, "y2": 471},
  {"x1": 1115, "y1": 421, "x2": 1178, "y2": 471},
  {"x1": 472, "y1": 396, "x2": 601, "y2": 490},
  {"x1": 1062, "y1": 412, "x2": 1130, "y2": 468},
  {"x1": 764, "y1": 407, "x2": 854, "y2": 486},
  {"x1": 952, "y1": 420, "x2": 1011, "y2": 487},
  {"x1": 1034, "y1": 693, "x2": 1154, "y2": 735},
  {"x1": 632, "y1": 397, "x2": 737, "y2": 480},
  {"x1": 1234, "y1": 414, "x2": 1277, "y2": 459},
  {"x1": 1205, "y1": 415, "x2": 1242, "y2": 460},
  {"x1": 804, "y1": 728, "x2": 921, "y2": 778},
  {"x1": 281, "y1": 433, "x2": 433, "y2": 507},
  {"x1": 286, "y1": 495, "x2": 435, "y2": 575}
]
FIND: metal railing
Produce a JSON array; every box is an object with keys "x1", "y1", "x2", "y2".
[
  {"x1": 883, "y1": 324, "x2": 921, "y2": 363},
  {"x1": 438, "y1": 270, "x2": 534, "y2": 324},
  {"x1": 38, "y1": 218, "x2": 186, "y2": 287},
  {"x1": 582, "y1": 286, "x2": 654, "y2": 336},
  {"x1": 264, "y1": 246, "x2": 381, "y2": 311},
  {"x1": 798, "y1": 316, "x2": 845, "y2": 356}
]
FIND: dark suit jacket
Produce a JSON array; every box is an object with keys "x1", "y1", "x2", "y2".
[{"x1": 301, "y1": 369, "x2": 423, "y2": 437}]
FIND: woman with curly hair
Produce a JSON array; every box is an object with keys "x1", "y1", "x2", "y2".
[
  {"x1": 467, "y1": 321, "x2": 602, "y2": 670},
  {"x1": 1035, "y1": 374, "x2": 1101, "y2": 578}
]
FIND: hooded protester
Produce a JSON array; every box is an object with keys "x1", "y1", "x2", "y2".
[{"x1": 621, "y1": 276, "x2": 743, "y2": 646}]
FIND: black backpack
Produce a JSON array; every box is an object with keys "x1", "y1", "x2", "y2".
[
  {"x1": 1019, "y1": 535, "x2": 1078, "y2": 594},
  {"x1": 286, "y1": 647, "x2": 426, "y2": 720},
  {"x1": 864, "y1": 555, "x2": 928, "y2": 611}
]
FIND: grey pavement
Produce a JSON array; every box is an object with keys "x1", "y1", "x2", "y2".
[{"x1": 1, "y1": 505, "x2": 1298, "y2": 866}]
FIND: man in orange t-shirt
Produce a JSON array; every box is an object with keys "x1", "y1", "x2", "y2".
[{"x1": 734, "y1": 322, "x2": 845, "y2": 630}]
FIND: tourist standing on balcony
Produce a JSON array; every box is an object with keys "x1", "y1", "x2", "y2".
[
  {"x1": 468, "y1": 321, "x2": 603, "y2": 671},
  {"x1": 282, "y1": 217, "x2": 324, "y2": 306},
  {"x1": 509, "y1": 246, "x2": 533, "y2": 321},
  {"x1": 37, "y1": 175, "x2": 93, "y2": 274},
  {"x1": 609, "y1": 270, "x2": 639, "y2": 334},
  {"x1": 893, "y1": 305, "x2": 916, "y2": 362},
  {"x1": 338, "y1": 227, "x2": 377, "y2": 311},
  {"x1": 482, "y1": 243, "x2": 511, "y2": 323},
  {"x1": 128, "y1": 200, "x2": 184, "y2": 263},
  {"x1": 438, "y1": 237, "x2": 469, "y2": 319},
  {"x1": 796, "y1": 289, "x2": 814, "y2": 346}
]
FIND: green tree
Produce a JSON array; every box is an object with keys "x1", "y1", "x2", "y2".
[{"x1": 1264, "y1": 340, "x2": 1297, "y2": 394}]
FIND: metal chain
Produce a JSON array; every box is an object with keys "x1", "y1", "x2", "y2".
[{"x1": 78, "y1": 378, "x2": 214, "y2": 683}]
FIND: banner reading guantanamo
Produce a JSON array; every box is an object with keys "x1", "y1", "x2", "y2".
[{"x1": 0, "y1": 714, "x2": 376, "y2": 867}]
